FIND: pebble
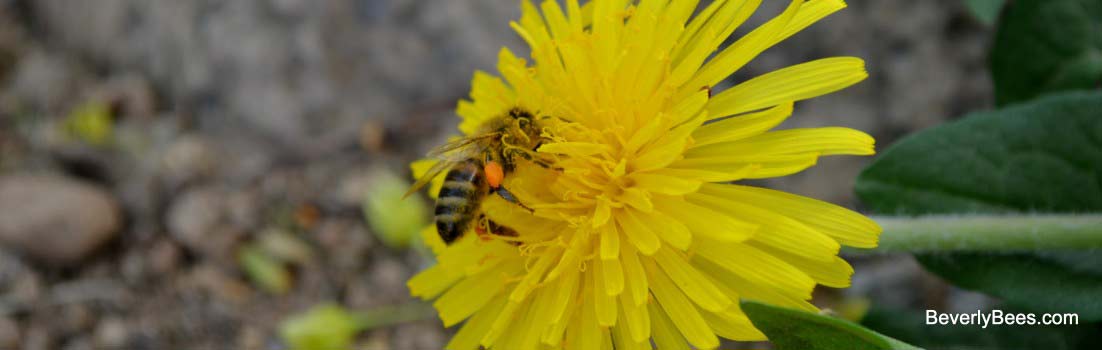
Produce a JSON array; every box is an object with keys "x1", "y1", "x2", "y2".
[
  {"x1": 160, "y1": 135, "x2": 217, "y2": 188},
  {"x1": 165, "y1": 187, "x2": 246, "y2": 259},
  {"x1": 0, "y1": 317, "x2": 19, "y2": 349},
  {"x1": 0, "y1": 175, "x2": 122, "y2": 266},
  {"x1": 93, "y1": 317, "x2": 129, "y2": 349},
  {"x1": 148, "y1": 238, "x2": 182, "y2": 275}
]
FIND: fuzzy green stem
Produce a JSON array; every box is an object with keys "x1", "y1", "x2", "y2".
[
  {"x1": 353, "y1": 302, "x2": 437, "y2": 330},
  {"x1": 865, "y1": 214, "x2": 1102, "y2": 253}
]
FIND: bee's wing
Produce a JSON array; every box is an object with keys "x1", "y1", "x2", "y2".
[
  {"x1": 425, "y1": 133, "x2": 499, "y2": 158},
  {"x1": 404, "y1": 133, "x2": 499, "y2": 198},
  {"x1": 403, "y1": 158, "x2": 458, "y2": 198}
]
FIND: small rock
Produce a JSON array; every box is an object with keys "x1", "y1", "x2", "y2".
[
  {"x1": 332, "y1": 168, "x2": 374, "y2": 208},
  {"x1": 314, "y1": 219, "x2": 372, "y2": 272},
  {"x1": 23, "y1": 325, "x2": 52, "y2": 350},
  {"x1": 188, "y1": 264, "x2": 253, "y2": 304},
  {"x1": 9, "y1": 271, "x2": 42, "y2": 305},
  {"x1": 392, "y1": 321, "x2": 446, "y2": 350},
  {"x1": 0, "y1": 175, "x2": 122, "y2": 266},
  {"x1": 236, "y1": 325, "x2": 265, "y2": 350},
  {"x1": 0, "y1": 317, "x2": 19, "y2": 349},
  {"x1": 160, "y1": 135, "x2": 217, "y2": 188},
  {"x1": 148, "y1": 238, "x2": 182, "y2": 275},
  {"x1": 119, "y1": 249, "x2": 147, "y2": 283},
  {"x1": 59, "y1": 304, "x2": 95, "y2": 334},
  {"x1": 62, "y1": 336, "x2": 94, "y2": 350},
  {"x1": 93, "y1": 317, "x2": 129, "y2": 349},
  {"x1": 166, "y1": 187, "x2": 245, "y2": 259}
]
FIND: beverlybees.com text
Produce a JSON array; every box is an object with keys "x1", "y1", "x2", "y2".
[{"x1": 926, "y1": 310, "x2": 1079, "y2": 328}]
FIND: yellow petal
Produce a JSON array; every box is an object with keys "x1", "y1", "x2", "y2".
[
  {"x1": 598, "y1": 256, "x2": 625, "y2": 296},
  {"x1": 707, "y1": 57, "x2": 868, "y2": 117},
  {"x1": 654, "y1": 195, "x2": 757, "y2": 243},
  {"x1": 705, "y1": 184, "x2": 882, "y2": 248},
  {"x1": 752, "y1": 242, "x2": 854, "y2": 288},
  {"x1": 620, "y1": 241, "x2": 650, "y2": 306},
  {"x1": 620, "y1": 187, "x2": 655, "y2": 212},
  {"x1": 592, "y1": 266, "x2": 619, "y2": 326},
  {"x1": 657, "y1": 163, "x2": 760, "y2": 183},
  {"x1": 692, "y1": 240, "x2": 816, "y2": 298},
  {"x1": 701, "y1": 306, "x2": 766, "y2": 341},
  {"x1": 654, "y1": 247, "x2": 733, "y2": 312},
  {"x1": 628, "y1": 172, "x2": 702, "y2": 195},
  {"x1": 681, "y1": 0, "x2": 848, "y2": 102},
  {"x1": 599, "y1": 223, "x2": 620, "y2": 260},
  {"x1": 577, "y1": 277, "x2": 607, "y2": 349},
  {"x1": 481, "y1": 300, "x2": 521, "y2": 347},
  {"x1": 407, "y1": 264, "x2": 462, "y2": 299},
  {"x1": 677, "y1": 0, "x2": 799, "y2": 101},
  {"x1": 617, "y1": 209, "x2": 662, "y2": 255},
  {"x1": 540, "y1": 0, "x2": 571, "y2": 41},
  {"x1": 434, "y1": 262, "x2": 524, "y2": 326},
  {"x1": 692, "y1": 102, "x2": 793, "y2": 146},
  {"x1": 612, "y1": 315, "x2": 650, "y2": 350},
  {"x1": 447, "y1": 297, "x2": 507, "y2": 350},
  {"x1": 509, "y1": 247, "x2": 563, "y2": 302},
  {"x1": 672, "y1": 0, "x2": 761, "y2": 67},
  {"x1": 672, "y1": 153, "x2": 819, "y2": 180},
  {"x1": 618, "y1": 291, "x2": 651, "y2": 342},
  {"x1": 539, "y1": 141, "x2": 612, "y2": 156},
  {"x1": 649, "y1": 301, "x2": 692, "y2": 350},
  {"x1": 648, "y1": 210, "x2": 694, "y2": 251},
  {"x1": 695, "y1": 257, "x2": 819, "y2": 313},
  {"x1": 645, "y1": 259, "x2": 720, "y2": 349},
  {"x1": 687, "y1": 127, "x2": 876, "y2": 159},
  {"x1": 542, "y1": 276, "x2": 580, "y2": 346},
  {"x1": 689, "y1": 191, "x2": 840, "y2": 262}
]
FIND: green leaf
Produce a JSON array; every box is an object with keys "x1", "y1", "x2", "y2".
[
  {"x1": 991, "y1": 0, "x2": 1102, "y2": 106},
  {"x1": 280, "y1": 303, "x2": 360, "y2": 350},
  {"x1": 861, "y1": 305, "x2": 1102, "y2": 350},
  {"x1": 238, "y1": 244, "x2": 292, "y2": 294},
  {"x1": 63, "y1": 101, "x2": 114, "y2": 146},
  {"x1": 857, "y1": 91, "x2": 1102, "y2": 215},
  {"x1": 363, "y1": 169, "x2": 430, "y2": 249},
  {"x1": 856, "y1": 91, "x2": 1102, "y2": 320},
  {"x1": 964, "y1": 0, "x2": 1005, "y2": 26},
  {"x1": 918, "y1": 252, "x2": 1102, "y2": 320},
  {"x1": 741, "y1": 300, "x2": 923, "y2": 350}
]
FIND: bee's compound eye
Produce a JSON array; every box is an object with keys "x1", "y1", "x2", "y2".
[{"x1": 484, "y1": 161, "x2": 505, "y2": 188}]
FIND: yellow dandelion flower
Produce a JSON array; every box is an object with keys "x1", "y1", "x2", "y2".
[{"x1": 408, "y1": 0, "x2": 881, "y2": 349}]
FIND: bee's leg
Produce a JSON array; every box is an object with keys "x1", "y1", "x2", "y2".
[
  {"x1": 491, "y1": 186, "x2": 534, "y2": 213},
  {"x1": 504, "y1": 146, "x2": 563, "y2": 171}
]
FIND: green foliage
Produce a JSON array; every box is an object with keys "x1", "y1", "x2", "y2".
[
  {"x1": 861, "y1": 306, "x2": 1102, "y2": 350},
  {"x1": 964, "y1": 0, "x2": 1005, "y2": 26},
  {"x1": 280, "y1": 303, "x2": 360, "y2": 350},
  {"x1": 856, "y1": 91, "x2": 1102, "y2": 320},
  {"x1": 238, "y1": 244, "x2": 291, "y2": 295},
  {"x1": 918, "y1": 253, "x2": 1102, "y2": 320},
  {"x1": 63, "y1": 101, "x2": 114, "y2": 146},
  {"x1": 741, "y1": 301, "x2": 922, "y2": 350},
  {"x1": 363, "y1": 169, "x2": 430, "y2": 249},
  {"x1": 857, "y1": 91, "x2": 1102, "y2": 215},
  {"x1": 991, "y1": 0, "x2": 1102, "y2": 106}
]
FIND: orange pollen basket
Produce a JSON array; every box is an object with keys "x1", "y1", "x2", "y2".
[{"x1": 484, "y1": 161, "x2": 504, "y2": 188}]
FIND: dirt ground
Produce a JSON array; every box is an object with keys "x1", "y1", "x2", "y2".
[{"x1": 0, "y1": 1, "x2": 994, "y2": 349}]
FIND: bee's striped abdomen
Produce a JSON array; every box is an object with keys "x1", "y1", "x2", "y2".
[{"x1": 435, "y1": 161, "x2": 486, "y2": 244}]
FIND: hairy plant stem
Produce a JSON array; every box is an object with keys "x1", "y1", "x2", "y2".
[
  {"x1": 354, "y1": 302, "x2": 437, "y2": 330},
  {"x1": 862, "y1": 214, "x2": 1102, "y2": 253}
]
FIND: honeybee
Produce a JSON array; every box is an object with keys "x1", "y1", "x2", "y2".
[{"x1": 405, "y1": 108, "x2": 556, "y2": 244}]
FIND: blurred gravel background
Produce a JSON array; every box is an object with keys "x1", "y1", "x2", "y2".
[{"x1": 0, "y1": 1, "x2": 994, "y2": 349}]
